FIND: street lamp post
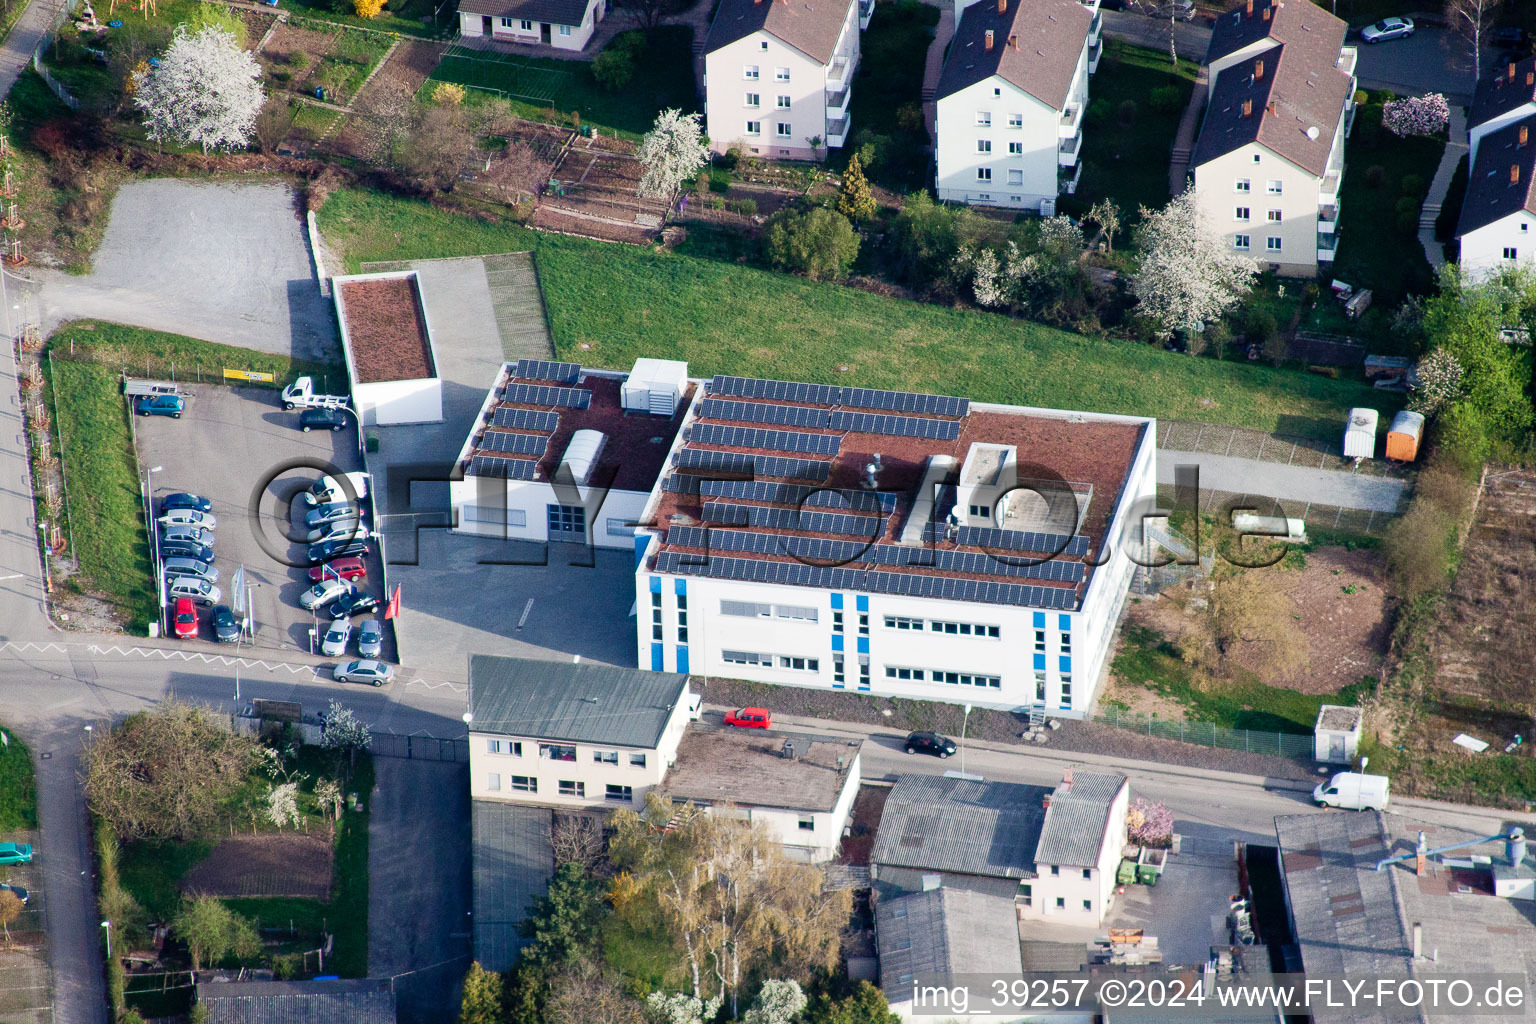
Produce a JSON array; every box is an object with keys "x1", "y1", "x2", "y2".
[{"x1": 101, "y1": 920, "x2": 111, "y2": 958}]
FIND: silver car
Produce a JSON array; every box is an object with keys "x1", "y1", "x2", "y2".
[
  {"x1": 162, "y1": 557, "x2": 219, "y2": 585},
  {"x1": 167, "y1": 577, "x2": 221, "y2": 606},
  {"x1": 357, "y1": 619, "x2": 383, "y2": 659},
  {"x1": 333, "y1": 659, "x2": 394, "y2": 686},
  {"x1": 303, "y1": 522, "x2": 372, "y2": 545},
  {"x1": 161, "y1": 525, "x2": 214, "y2": 548},
  {"x1": 158, "y1": 509, "x2": 217, "y2": 530},
  {"x1": 304, "y1": 501, "x2": 363, "y2": 530},
  {"x1": 300, "y1": 578, "x2": 351, "y2": 611},
  {"x1": 321, "y1": 620, "x2": 353, "y2": 657}
]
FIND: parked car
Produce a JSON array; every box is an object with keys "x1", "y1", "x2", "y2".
[
  {"x1": 304, "y1": 521, "x2": 371, "y2": 545},
  {"x1": 172, "y1": 597, "x2": 198, "y2": 639},
  {"x1": 135, "y1": 394, "x2": 184, "y2": 418},
  {"x1": 162, "y1": 557, "x2": 219, "y2": 585},
  {"x1": 1360, "y1": 16, "x2": 1413, "y2": 42},
  {"x1": 304, "y1": 472, "x2": 370, "y2": 507},
  {"x1": 300, "y1": 408, "x2": 348, "y2": 433},
  {"x1": 308, "y1": 556, "x2": 366, "y2": 583},
  {"x1": 1155, "y1": 0, "x2": 1194, "y2": 20},
  {"x1": 0, "y1": 882, "x2": 29, "y2": 905},
  {"x1": 304, "y1": 501, "x2": 364, "y2": 530},
  {"x1": 321, "y1": 620, "x2": 353, "y2": 656},
  {"x1": 160, "y1": 540, "x2": 215, "y2": 564},
  {"x1": 167, "y1": 577, "x2": 221, "y2": 606},
  {"x1": 0, "y1": 844, "x2": 32, "y2": 865},
  {"x1": 357, "y1": 619, "x2": 383, "y2": 659},
  {"x1": 329, "y1": 591, "x2": 380, "y2": 620},
  {"x1": 300, "y1": 578, "x2": 351, "y2": 611},
  {"x1": 307, "y1": 537, "x2": 371, "y2": 564},
  {"x1": 724, "y1": 707, "x2": 772, "y2": 729},
  {"x1": 160, "y1": 492, "x2": 212, "y2": 514},
  {"x1": 158, "y1": 509, "x2": 217, "y2": 530},
  {"x1": 212, "y1": 604, "x2": 240, "y2": 643},
  {"x1": 904, "y1": 731, "x2": 957, "y2": 758},
  {"x1": 160, "y1": 525, "x2": 214, "y2": 548},
  {"x1": 333, "y1": 659, "x2": 394, "y2": 686}
]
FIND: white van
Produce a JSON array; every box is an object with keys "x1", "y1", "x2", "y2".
[
  {"x1": 1313, "y1": 772, "x2": 1390, "y2": 811},
  {"x1": 305, "y1": 472, "x2": 370, "y2": 507}
]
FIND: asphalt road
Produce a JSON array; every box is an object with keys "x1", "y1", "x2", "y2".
[{"x1": 1353, "y1": 26, "x2": 1478, "y2": 103}]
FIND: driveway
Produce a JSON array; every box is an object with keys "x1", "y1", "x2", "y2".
[
  {"x1": 1353, "y1": 26, "x2": 1477, "y2": 102},
  {"x1": 1159, "y1": 449, "x2": 1409, "y2": 513},
  {"x1": 1100, "y1": 9, "x2": 1210, "y2": 61},
  {"x1": 35, "y1": 180, "x2": 337, "y2": 361}
]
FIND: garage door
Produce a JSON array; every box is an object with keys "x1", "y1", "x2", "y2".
[{"x1": 546, "y1": 504, "x2": 587, "y2": 543}]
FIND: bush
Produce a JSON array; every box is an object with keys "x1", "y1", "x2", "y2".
[
  {"x1": 764, "y1": 207, "x2": 860, "y2": 281},
  {"x1": 610, "y1": 29, "x2": 648, "y2": 57},
  {"x1": 290, "y1": 50, "x2": 311, "y2": 70},
  {"x1": 1242, "y1": 306, "x2": 1278, "y2": 344},
  {"x1": 592, "y1": 47, "x2": 635, "y2": 91},
  {"x1": 1087, "y1": 97, "x2": 1111, "y2": 123},
  {"x1": 353, "y1": 0, "x2": 385, "y2": 18},
  {"x1": 432, "y1": 82, "x2": 465, "y2": 106},
  {"x1": 718, "y1": 146, "x2": 741, "y2": 171},
  {"x1": 727, "y1": 198, "x2": 757, "y2": 216},
  {"x1": 708, "y1": 166, "x2": 731, "y2": 192},
  {"x1": 1365, "y1": 164, "x2": 1384, "y2": 188},
  {"x1": 1400, "y1": 173, "x2": 1425, "y2": 198},
  {"x1": 1149, "y1": 86, "x2": 1183, "y2": 113},
  {"x1": 1117, "y1": 100, "x2": 1138, "y2": 127},
  {"x1": 708, "y1": 195, "x2": 726, "y2": 210}
]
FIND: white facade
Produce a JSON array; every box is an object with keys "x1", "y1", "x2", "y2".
[
  {"x1": 703, "y1": 5, "x2": 860, "y2": 160},
  {"x1": 1459, "y1": 209, "x2": 1536, "y2": 279},
  {"x1": 458, "y1": 0, "x2": 605, "y2": 51},
  {"x1": 332, "y1": 271, "x2": 445, "y2": 426},
  {"x1": 691, "y1": 753, "x2": 861, "y2": 862},
  {"x1": 1019, "y1": 782, "x2": 1129, "y2": 928}
]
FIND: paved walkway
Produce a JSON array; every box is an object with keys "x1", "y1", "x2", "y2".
[
  {"x1": 0, "y1": 0, "x2": 67, "y2": 100},
  {"x1": 1159, "y1": 448, "x2": 1410, "y2": 513},
  {"x1": 1418, "y1": 104, "x2": 1467, "y2": 272},
  {"x1": 34, "y1": 726, "x2": 105, "y2": 1024},
  {"x1": 1168, "y1": 66, "x2": 1207, "y2": 197},
  {"x1": 1100, "y1": 8, "x2": 1210, "y2": 61}
]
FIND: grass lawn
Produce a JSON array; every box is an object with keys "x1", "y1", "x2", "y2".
[
  {"x1": 120, "y1": 839, "x2": 215, "y2": 920},
  {"x1": 1331, "y1": 93, "x2": 1445, "y2": 305},
  {"x1": 283, "y1": 0, "x2": 451, "y2": 39},
  {"x1": 839, "y1": 0, "x2": 939, "y2": 192},
  {"x1": 1062, "y1": 40, "x2": 1199, "y2": 229},
  {"x1": 42, "y1": 322, "x2": 341, "y2": 631},
  {"x1": 0, "y1": 726, "x2": 37, "y2": 831},
  {"x1": 320, "y1": 187, "x2": 1390, "y2": 438},
  {"x1": 429, "y1": 26, "x2": 698, "y2": 140}
]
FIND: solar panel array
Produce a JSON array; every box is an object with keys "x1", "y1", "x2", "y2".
[
  {"x1": 468, "y1": 455, "x2": 538, "y2": 480},
  {"x1": 828, "y1": 411, "x2": 962, "y2": 441},
  {"x1": 708, "y1": 376, "x2": 842, "y2": 406},
  {"x1": 513, "y1": 359, "x2": 582, "y2": 384},
  {"x1": 491, "y1": 407, "x2": 559, "y2": 432},
  {"x1": 502, "y1": 382, "x2": 592, "y2": 409},
  {"x1": 702, "y1": 502, "x2": 884, "y2": 537},
  {"x1": 697, "y1": 480, "x2": 894, "y2": 513},
  {"x1": 841, "y1": 388, "x2": 968, "y2": 418},
  {"x1": 663, "y1": 473, "x2": 705, "y2": 495},
  {"x1": 673, "y1": 449, "x2": 831, "y2": 481},
  {"x1": 697, "y1": 398, "x2": 833, "y2": 429},
  {"x1": 705, "y1": 376, "x2": 969, "y2": 419},
  {"x1": 480, "y1": 431, "x2": 550, "y2": 457},
  {"x1": 689, "y1": 423, "x2": 842, "y2": 456},
  {"x1": 958, "y1": 525, "x2": 1091, "y2": 557}
]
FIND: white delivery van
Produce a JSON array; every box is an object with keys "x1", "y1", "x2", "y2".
[
  {"x1": 305, "y1": 472, "x2": 370, "y2": 507},
  {"x1": 1313, "y1": 772, "x2": 1390, "y2": 811}
]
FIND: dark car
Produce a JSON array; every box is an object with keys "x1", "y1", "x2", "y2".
[
  {"x1": 135, "y1": 394, "x2": 184, "y2": 418},
  {"x1": 904, "y1": 731, "x2": 957, "y2": 758},
  {"x1": 308, "y1": 537, "x2": 371, "y2": 564},
  {"x1": 159, "y1": 540, "x2": 215, "y2": 564},
  {"x1": 212, "y1": 604, "x2": 240, "y2": 643},
  {"x1": 328, "y1": 590, "x2": 381, "y2": 619},
  {"x1": 0, "y1": 881, "x2": 28, "y2": 905},
  {"x1": 300, "y1": 408, "x2": 347, "y2": 433},
  {"x1": 161, "y1": 492, "x2": 213, "y2": 514}
]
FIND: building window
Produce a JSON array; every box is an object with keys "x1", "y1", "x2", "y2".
[
  {"x1": 932, "y1": 670, "x2": 1001, "y2": 688},
  {"x1": 858, "y1": 613, "x2": 869, "y2": 636},
  {"x1": 1266, "y1": 236, "x2": 1282, "y2": 252},
  {"x1": 1083, "y1": 899, "x2": 1092, "y2": 911},
  {"x1": 722, "y1": 600, "x2": 772, "y2": 618},
  {"x1": 548, "y1": 504, "x2": 585, "y2": 535},
  {"x1": 746, "y1": 120, "x2": 761, "y2": 136},
  {"x1": 1235, "y1": 178, "x2": 1250, "y2": 193},
  {"x1": 798, "y1": 816, "x2": 815, "y2": 831},
  {"x1": 499, "y1": 17, "x2": 513, "y2": 27},
  {"x1": 832, "y1": 610, "x2": 844, "y2": 633},
  {"x1": 1234, "y1": 234, "x2": 1250, "y2": 250},
  {"x1": 760, "y1": 40, "x2": 768, "y2": 48},
  {"x1": 1267, "y1": 209, "x2": 1282, "y2": 223},
  {"x1": 1060, "y1": 632, "x2": 1071, "y2": 654},
  {"x1": 1007, "y1": 169, "x2": 1023, "y2": 185},
  {"x1": 777, "y1": 95, "x2": 790, "y2": 108},
  {"x1": 1050, "y1": 865, "x2": 1060, "y2": 876},
  {"x1": 1235, "y1": 206, "x2": 1250, "y2": 221},
  {"x1": 1007, "y1": 113, "x2": 1022, "y2": 128},
  {"x1": 487, "y1": 739, "x2": 503, "y2": 754},
  {"x1": 606, "y1": 784, "x2": 633, "y2": 802},
  {"x1": 511, "y1": 776, "x2": 536, "y2": 792},
  {"x1": 540, "y1": 743, "x2": 576, "y2": 762},
  {"x1": 776, "y1": 122, "x2": 792, "y2": 137},
  {"x1": 977, "y1": 139, "x2": 991, "y2": 153},
  {"x1": 859, "y1": 656, "x2": 871, "y2": 685},
  {"x1": 593, "y1": 750, "x2": 618, "y2": 765},
  {"x1": 558, "y1": 780, "x2": 585, "y2": 798},
  {"x1": 677, "y1": 592, "x2": 688, "y2": 644},
  {"x1": 975, "y1": 111, "x2": 991, "y2": 126},
  {"x1": 969, "y1": 504, "x2": 990, "y2": 518},
  {"x1": 519, "y1": 18, "x2": 531, "y2": 28},
  {"x1": 884, "y1": 615, "x2": 923, "y2": 631},
  {"x1": 976, "y1": 168, "x2": 992, "y2": 182},
  {"x1": 745, "y1": 92, "x2": 760, "y2": 107},
  {"x1": 1056, "y1": 897, "x2": 1066, "y2": 909},
  {"x1": 487, "y1": 773, "x2": 501, "y2": 791},
  {"x1": 463, "y1": 506, "x2": 527, "y2": 527},
  {"x1": 774, "y1": 66, "x2": 790, "y2": 81},
  {"x1": 776, "y1": 605, "x2": 818, "y2": 622},
  {"x1": 1007, "y1": 142, "x2": 1022, "y2": 155},
  {"x1": 651, "y1": 590, "x2": 662, "y2": 642},
  {"x1": 1522, "y1": 223, "x2": 1530, "y2": 233},
  {"x1": 1266, "y1": 179, "x2": 1283, "y2": 195},
  {"x1": 931, "y1": 620, "x2": 999, "y2": 638},
  {"x1": 630, "y1": 753, "x2": 646, "y2": 768},
  {"x1": 977, "y1": 193, "x2": 990, "y2": 201},
  {"x1": 833, "y1": 653, "x2": 846, "y2": 684},
  {"x1": 1034, "y1": 630, "x2": 1046, "y2": 653},
  {"x1": 559, "y1": 23, "x2": 570, "y2": 34},
  {"x1": 885, "y1": 666, "x2": 925, "y2": 681},
  {"x1": 745, "y1": 65, "x2": 759, "y2": 79},
  {"x1": 777, "y1": 655, "x2": 819, "y2": 671},
  {"x1": 1061, "y1": 674, "x2": 1073, "y2": 705},
  {"x1": 1252, "y1": 153, "x2": 1261, "y2": 163},
  {"x1": 722, "y1": 650, "x2": 772, "y2": 666},
  {"x1": 1505, "y1": 247, "x2": 1520, "y2": 260},
  {"x1": 1019, "y1": 882, "x2": 1032, "y2": 905},
  {"x1": 1082, "y1": 868, "x2": 1092, "y2": 879},
  {"x1": 993, "y1": 87, "x2": 1001, "y2": 96},
  {"x1": 1034, "y1": 671, "x2": 1047, "y2": 702},
  {"x1": 606, "y1": 518, "x2": 634, "y2": 537}
]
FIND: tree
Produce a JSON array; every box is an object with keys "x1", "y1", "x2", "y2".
[
  {"x1": 637, "y1": 109, "x2": 709, "y2": 199},
  {"x1": 549, "y1": 814, "x2": 605, "y2": 869},
  {"x1": 433, "y1": 82, "x2": 466, "y2": 106},
  {"x1": 266, "y1": 781, "x2": 302, "y2": 830},
  {"x1": 319, "y1": 699, "x2": 372, "y2": 776},
  {"x1": 458, "y1": 961, "x2": 505, "y2": 1024},
  {"x1": 836, "y1": 153, "x2": 876, "y2": 222},
  {"x1": 592, "y1": 48, "x2": 636, "y2": 91},
  {"x1": 1131, "y1": 188, "x2": 1258, "y2": 339},
  {"x1": 1410, "y1": 348, "x2": 1465, "y2": 417},
  {"x1": 184, "y1": 3, "x2": 248, "y2": 48},
  {"x1": 313, "y1": 777, "x2": 344, "y2": 821},
  {"x1": 803, "y1": 982, "x2": 899, "y2": 1024},
  {"x1": 545, "y1": 957, "x2": 646, "y2": 1024},
  {"x1": 1085, "y1": 198, "x2": 1121, "y2": 253},
  {"x1": 395, "y1": 102, "x2": 477, "y2": 193},
  {"x1": 521, "y1": 862, "x2": 605, "y2": 973},
  {"x1": 764, "y1": 207, "x2": 859, "y2": 281},
  {"x1": 0, "y1": 889, "x2": 20, "y2": 943},
  {"x1": 644, "y1": 991, "x2": 723, "y2": 1024},
  {"x1": 84, "y1": 700, "x2": 263, "y2": 842},
  {"x1": 614, "y1": 0, "x2": 685, "y2": 30},
  {"x1": 1209, "y1": 569, "x2": 1309, "y2": 679},
  {"x1": 1125, "y1": 798, "x2": 1174, "y2": 848},
  {"x1": 743, "y1": 980, "x2": 807, "y2": 1024},
  {"x1": 133, "y1": 25, "x2": 264, "y2": 154},
  {"x1": 172, "y1": 895, "x2": 260, "y2": 971},
  {"x1": 354, "y1": 0, "x2": 385, "y2": 17},
  {"x1": 1421, "y1": 267, "x2": 1535, "y2": 454},
  {"x1": 1382, "y1": 93, "x2": 1450, "y2": 138},
  {"x1": 1445, "y1": 0, "x2": 1501, "y2": 84}
]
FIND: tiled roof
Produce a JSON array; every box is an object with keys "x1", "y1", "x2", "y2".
[
  {"x1": 1471, "y1": 56, "x2": 1536, "y2": 130},
  {"x1": 468, "y1": 655, "x2": 691, "y2": 748},
  {"x1": 1205, "y1": 0, "x2": 1284, "y2": 65},
  {"x1": 875, "y1": 888, "x2": 1022, "y2": 997},
  {"x1": 1457, "y1": 113, "x2": 1536, "y2": 236},
  {"x1": 871, "y1": 774, "x2": 1049, "y2": 878},
  {"x1": 705, "y1": 0, "x2": 855, "y2": 65},
  {"x1": 1033, "y1": 770, "x2": 1125, "y2": 867},
  {"x1": 458, "y1": 0, "x2": 592, "y2": 25},
  {"x1": 196, "y1": 980, "x2": 395, "y2": 1024},
  {"x1": 936, "y1": 0, "x2": 1092, "y2": 109}
]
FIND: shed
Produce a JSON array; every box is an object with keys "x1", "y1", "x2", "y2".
[
  {"x1": 1342, "y1": 408, "x2": 1377, "y2": 459},
  {"x1": 1314, "y1": 704, "x2": 1362, "y2": 764},
  {"x1": 1363, "y1": 355, "x2": 1411, "y2": 380},
  {"x1": 1385, "y1": 410, "x2": 1424, "y2": 463},
  {"x1": 621, "y1": 358, "x2": 689, "y2": 416}
]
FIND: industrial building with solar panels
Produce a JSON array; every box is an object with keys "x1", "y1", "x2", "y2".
[{"x1": 450, "y1": 357, "x2": 1156, "y2": 716}]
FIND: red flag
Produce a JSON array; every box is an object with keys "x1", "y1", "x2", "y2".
[{"x1": 384, "y1": 583, "x2": 402, "y2": 620}]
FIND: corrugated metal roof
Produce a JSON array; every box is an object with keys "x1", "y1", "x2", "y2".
[
  {"x1": 871, "y1": 774, "x2": 1047, "y2": 879},
  {"x1": 472, "y1": 800, "x2": 555, "y2": 972},
  {"x1": 468, "y1": 655, "x2": 690, "y2": 748},
  {"x1": 1033, "y1": 771, "x2": 1125, "y2": 867},
  {"x1": 196, "y1": 979, "x2": 396, "y2": 1024},
  {"x1": 875, "y1": 888, "x2": 1022, "y2": 997}
]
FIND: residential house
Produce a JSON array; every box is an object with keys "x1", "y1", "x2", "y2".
[
  {"x1": 1191, "y1": 0, "x2": 1357, "y2": 275},
  {"x1": 870, "y1": 769, "x2": 1129, "y2": 928},
  {"x1": 1469, "y1": 56, "x2": 1536, "y2": 166},
  {"x1": 1456, "y1": 113, "x2": 1536, "y2": 278},
  {"x1": 875, "y1": 888, "x2": 1025, "y2": 1022},
  {"x1": 655, "y1": 725, "x2": 862, "y2": 861},
  {"x1": 458, "y1": 0, "x2": 607, "y2": 51},
  {"x1": 194, "y1": 979, "x2": 396, "y2": 1023},
  {"x1": 933, "y1": 0, "x2": 1102, "y2": 210},
  {"x1": 702, "y1": 0, "x2": 862, "y2": 159},
  {"x1": 466, "y1": 654, "x2": 699, "y2": 809}
]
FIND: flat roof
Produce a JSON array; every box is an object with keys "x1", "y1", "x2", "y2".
[
  {"x1": 462, "y1": 359, "x2": 691, "y2": 493},
  {"x1": 656, "y1": 724, "x2": 861, "y2": 813},
  {"x1": 337, "y1": 276, "x2": 436, "y2": 384},
  {"x1": 645, "y1": 376, "x2": 1149, "y2": 610},
  {"x1": 468, "y1": 655, "x2": 690, "y2": 748},
  {"x1": 471, "y1": 800, "x2": 554, "y2": 973}
]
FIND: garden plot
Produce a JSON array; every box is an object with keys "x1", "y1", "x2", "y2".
[
  {"x1": 331, "y1": 39, "x2": 447, "y2": 160},
  {"x1": 181, "y1": 834, "x2": 333, "y2": 899},
  {"x1": 259, "y1": 22, "x2": 392, "y2": 106},
  {"x1": 541, "y1": 134, "x2": 669, "y2": 237}
]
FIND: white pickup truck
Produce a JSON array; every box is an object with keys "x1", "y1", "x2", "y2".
[{"x1": 281, "y1": 377, "x2": 351, "y2": 412}]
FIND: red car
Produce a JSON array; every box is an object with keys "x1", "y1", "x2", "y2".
[
  {"x1": 724, "y1": 707, "x2": 772, "y2": 729},
  {"x1": 172, "y1": 597, "x2": 198, "y2": 639},
  {"x1": 308, "y1": 556, "x2": 367, "y2": 584}
]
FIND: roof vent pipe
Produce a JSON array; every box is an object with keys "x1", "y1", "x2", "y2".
[
  {"x1": 1509, "y1": 827, "x2": 1526, "y2": 867},
  {"x1": 1412, "y1": 923, "x2": 1423, "y2": 959},
  {"x1": 865, "y1": 453, "x2": 883, "y2": 489}
]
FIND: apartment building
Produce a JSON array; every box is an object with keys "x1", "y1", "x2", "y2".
[
  {"x1": 933, "y1": 0, "x2": 1101, "y2": 209},
  {"x1": 702, "y1": 0, "x2": 862, "y2": 159},
  {"x1": 1469, "y1": 56, "x2": 1536, "y2": 166},
  {"x1": 458, "y1": 0, "x2": 607, "y2": 51},
  {"x1": 1458, "y1": 58, "x2": 1536, "y2": 278},
  {"x1": 1191, "y1": 0, "x2": 1356, "y2": 275},
  {"x1": 631, "y1": 373, "x2": 1156, "y2": 717}
]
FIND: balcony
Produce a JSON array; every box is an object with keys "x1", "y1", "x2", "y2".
[
  {"x1": 1319, "y1": 170, "x2": 1341, "y2": 205},
  {"x1": 1087, "y1": 38, "x2": 1102, "y2": 73},
  {"x1": 1089, "y1": 11, "x2": 1102, "y2": 45},
  {"x1": 1337, "y1": 45, "x2": 1357, "y2": 79},
  {"x1": 1318, "y1": 199, "x2": 1340, "y2": 233},
  {"x1": 1059, "y1": 104, "x2": 1083, "y2": 139},
  {"x1": 827, "y1": 116, "x2": 850, "y2": 148},
  {"x1": 859, "y1": 0, "x2": 873, "y2": 28},
  {"x1": 1059, "y1": 162, "x2": 1084, "y2": 196},
  {"x1": 1058, "y1": 133, "x2": 1082, "y2": 167},
  {"x1": 827, "y1": 54, "x2": 854, "y2": 89},
  {"x1": 826, "y1": 83, "x2": 852, "y2": 118},
  {"x1": 1317, "y1": 232, "x2": 1339, "y2": 261}
]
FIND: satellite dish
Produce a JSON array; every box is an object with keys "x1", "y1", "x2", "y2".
[{"x1": 1306, "y1": 125, "x2": 1320, "y2": 140}]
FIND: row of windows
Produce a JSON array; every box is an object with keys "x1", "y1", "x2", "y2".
[
  {"x1": 1233, "y1": 235, "x2": 1284, "y2": 252},
  {"x1": 1033, "y1": 629, "x2": 1071, "y2": 653},
  {"x1": 831, "y1": 651, "x2": 871, "y2": 686},
  {"x1": 485, "y1": 775, "x2": 633, "y2": 801},
  {"x1": 1018, "y1": 882, "x2": 1093, "y2": 912},
  {"x1": 720, "y1": 600, "x2": 818, "y2": 622},
  {"x1": 1034, "y1": 670, "x2": 1073, "y2": 705},
  {"x1": 743, "y1": 93, "x2": 793, "y2": 109},
  {"x1": 742, "y1": 65, "x2": 792, "y2": 81},
  {"x1": 1234, "y1": 207, "x2": 1283, "y2": 223},
  {"x1": 486, "y1": 739, "x2": 648, "y2": 768},
  {"x1": 884, "y1": 665, "x2": 1002, "y2": 689},
  {"x1": 744, "y1": 122, "x2": 795, "y2": 138},
  {"x1": 1233, "y1": 178, "x2": 1283, "y2": 194},
  {"x1": 975, "y1": 168, "x2": 1026, "y2": 185},
  {"x1": 722, "y1": 651, "x2": 820, "y2": 672},
  {"x1": 831, "y1": 609, "x2": 869, "y2": 635},
  {"x1": 497, "y1": 17, "x2": 574, "y2": 33},
  {"x1": 460, "y1": 507, "x2": 631, "y2": 537},
  {"x1": 975, "y1": 140, "x2": 1025, "y2": 155},
  {"x1": 884, "y1": 615, "x2": 1000, "y2": 638},
  {"x1": 973, "y1": 112, "x2": 1027, "y2": 128}
]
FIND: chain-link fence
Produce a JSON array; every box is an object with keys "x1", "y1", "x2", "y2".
[{"x1": 1090, "y1": 706, "x2": 1316, "y2": 759}]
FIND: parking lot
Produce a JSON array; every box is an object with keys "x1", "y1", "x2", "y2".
[{"x1": 133, "y1": 383, "x2": 397, "y2": 664}]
